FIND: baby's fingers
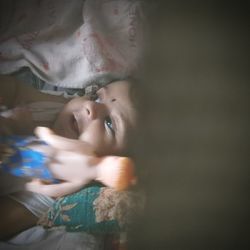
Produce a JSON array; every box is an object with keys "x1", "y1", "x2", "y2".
[{"x1": 34, "y1": 127, "x2": 93, "y2": 155}]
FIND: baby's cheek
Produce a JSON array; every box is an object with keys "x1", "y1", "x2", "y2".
[{"x1": 79, "y1": 129, "x2": 105, "y2": 154}]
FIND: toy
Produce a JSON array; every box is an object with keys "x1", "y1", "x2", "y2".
[{"x1": 0, "y1": 135, "x2": 137, "y2": 192}]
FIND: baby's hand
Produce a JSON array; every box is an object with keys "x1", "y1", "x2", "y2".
[
  {"x1": 25, "y1": 127, "x2": 137, "y2": 197},
  {"x1": 25, "y1": 127, "x2": 97, "y2": 197}
]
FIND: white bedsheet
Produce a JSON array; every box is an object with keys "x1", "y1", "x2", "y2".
[
  {"x1": 0, "y1": 226, "x2": 103, "y2": 250},
  {"x1": 0, "y1": 0, "x2": 145, "y2": 88}
]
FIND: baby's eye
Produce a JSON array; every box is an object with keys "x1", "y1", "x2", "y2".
[
  {"x1": 90, "y1": 93, "x2": 101, "y2": 103},
  {"x1": 95, "y1": 97, "x2": 101, "y2": 103},
  {"x1": 104, "y1": 116, "x2": 114, "y2": 134}
]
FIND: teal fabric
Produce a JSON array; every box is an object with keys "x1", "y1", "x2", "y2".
[
  {"x1": 40, "y1": 185, "x2": 122, "y2": 234},
  {"x1": 40, "y1": 185, "x2": 144, "y2": 234}
]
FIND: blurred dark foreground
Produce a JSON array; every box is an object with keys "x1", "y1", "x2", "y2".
[{"x1": 128, "y1": 1, "x2": 250, "y2": 249}]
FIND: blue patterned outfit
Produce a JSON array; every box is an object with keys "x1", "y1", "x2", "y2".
[{"x1": 0, "y1": 135, "x2": 56, "y2": 182}]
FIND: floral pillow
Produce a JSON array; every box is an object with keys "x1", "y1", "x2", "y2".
[{"x1": 39, "y1": 185, "x2": 144, "y2": 234}]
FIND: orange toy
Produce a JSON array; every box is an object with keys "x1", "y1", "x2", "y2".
[{"x1": 95, "y1": 156, "x2": 137, "y2": 191}]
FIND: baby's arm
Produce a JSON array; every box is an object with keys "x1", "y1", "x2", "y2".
[{"x1": 0, "y1": 75, "x2": 67, "y2": 135}]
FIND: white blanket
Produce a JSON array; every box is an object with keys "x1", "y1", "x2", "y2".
[
  {"x1": 0, "y1": 226, "x2": 103, "y2": 250},
  {"x1": 0, "y1": 0, "x2": 145, "y2": 88}
]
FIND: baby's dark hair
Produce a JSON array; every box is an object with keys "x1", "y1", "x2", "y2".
[
  {"x1": 114, "y1": 76, "x2": 143, "y2": 159},
  {"x1": 116, "y1": 77, "x2": 148, "y2": 188}
]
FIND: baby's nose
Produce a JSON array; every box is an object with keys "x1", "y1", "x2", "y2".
[{"x1": 84, "y1": 101, "x2": 102, "y2": 120}]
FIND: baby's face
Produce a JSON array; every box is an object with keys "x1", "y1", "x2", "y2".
[{"x1": 53, "y1": 80, "x2": 137, "y2": 156}]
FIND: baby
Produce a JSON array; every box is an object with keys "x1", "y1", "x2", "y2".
[{"x1": 0, "y1": 75, "x2": 137, "y2": 197}]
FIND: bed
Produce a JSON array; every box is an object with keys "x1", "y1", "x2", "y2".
[{"x1": 0, "y1": 0, "x2": 146, "y2": 249}]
